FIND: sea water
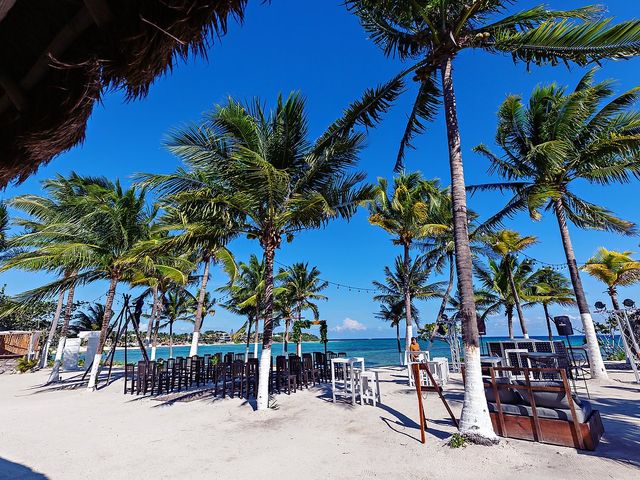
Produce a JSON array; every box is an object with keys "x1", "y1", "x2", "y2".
[{"x1": 111, "y1": 335, "x2": 592, "y2": 367}]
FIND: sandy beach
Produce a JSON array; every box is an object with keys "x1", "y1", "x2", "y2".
[{"x1": 0, "y1": 366, "x2": 638, "y2": 480}]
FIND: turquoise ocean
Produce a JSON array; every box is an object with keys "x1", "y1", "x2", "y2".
[{"x1": 112, "y1": 335, "x2": 592, "y2": 367}]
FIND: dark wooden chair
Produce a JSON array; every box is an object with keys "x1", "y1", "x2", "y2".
[
  {"x1": 302, "y1": 354, "x2": 320, "y2": 386},
  {"x1": 485, "y1": 367, "x2": 603, "y2": 450},
  {"x1": 124, "y1": 363, "x2": 135, "y2": 394},
  {"x1": 213, "y1": 362, "x2": 229, "y2": 397},
  {"x1": 275, "y1": 355, "x2": 297, "y2": 394},
  {"x1": 229, "y1": 360, "x2": 245, "y2": 398},
  {"x1": 245, "y1": 358, "x2": 259, "y2": 398},
  {"x1": 289, "y1": 355, "x2": 304, "y2": 388},
  {"x1": 224, "y1": 352, "x2": 234, "y2": 364}
]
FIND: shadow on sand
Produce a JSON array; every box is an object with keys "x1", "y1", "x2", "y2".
[{"x1": 0, "y1": 458, "x2": 49, "y2": 480}]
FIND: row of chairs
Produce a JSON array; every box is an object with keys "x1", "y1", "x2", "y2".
[{"x1": 123, "y1": 351, "x2": 348, "y2": 398}]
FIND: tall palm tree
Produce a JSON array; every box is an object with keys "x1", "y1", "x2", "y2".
[
  {"x1": 368, "y1": 173, "x2": 447, "y2": 351},
  {"x1": 485, "y1": 230, "x2": 537, "y2": 338},
  {"x1": 160, "y1": 288, "x2": 197, "y2": 358},
  {"x1": 281, "y1": 263, "x2": 328, "y2": 356},
  {"x1": 582, "y1": 248, "x2": 640, "y2": 311},
  {"x1": 373, "y1": 254, "x2": 442, "y2": 346},
  {"x1": 346, "y1": 0, "x2": 640, "y2": 439},
  {"x1": 472, "y1": 71, "x2": 640, "y2": 379},
  {"x1": 143, "y1": 93, "x2": 372, "y2": 410},
  {"x1": 529, "y1": 268, "x2": 575, "y2": 340},
  {"x1": 375, "y1": 297, "x2": 417, "y2": 365},
  {"x1": 4, "y1": 174, "x2": 102, "y2": 377},
  {"x1": 476, "y1": 258, "x2": 540, "y2": 339}
]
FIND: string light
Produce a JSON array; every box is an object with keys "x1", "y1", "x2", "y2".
[{"x1": 274, "y1": 259, "x2": 379, "y2": 293}]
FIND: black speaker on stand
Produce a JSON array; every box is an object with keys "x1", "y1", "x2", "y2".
[{"x1": 553, "y1": 315, "x2": 586, "y2": 395}]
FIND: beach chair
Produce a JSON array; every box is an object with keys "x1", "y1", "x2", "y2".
[{"x1": 302, "y1": 354, "x2": 320, "y2": 386}]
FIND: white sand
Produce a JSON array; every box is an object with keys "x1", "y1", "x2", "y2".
[{"x1": 0, "y1": 366, "x2": 638, "y2": 480}]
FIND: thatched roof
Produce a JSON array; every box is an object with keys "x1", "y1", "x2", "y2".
[{"x1": 0, "y1": 0, "x2": 247, "y2": 187}]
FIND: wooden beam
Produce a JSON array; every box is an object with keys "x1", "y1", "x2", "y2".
[
  {"x1": 0, "y1": 0, "x2": 16, "y2": 24},
  {"x1": 0, "y1": 7, "x2": 94, "y2": 115},
  {"x1": 83, "y1": 0, "x2": 113, "y2": 28},
  {"x1": 0, "y1": 72, "x2": 27, "y2": 112}
]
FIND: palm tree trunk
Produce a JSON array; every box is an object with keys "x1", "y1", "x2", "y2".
[
  {"x1": 245, "y1": 318, "x2": 253, "y2": 359},
  {"x1": 608, "y1": 287, "x2": 621, "y2": 311},
  {"x1": 48, "y1": 278, "x2": 77, "y2": 383},
  {"x1": 543, "y1": 303, "x2": 553, "y2": 341},
  {"x1": 431, "y1": 254, "x2": 455, "y2": 341},
  {"x1": 189, "y1": 257, "x2": 211, "y2": 357},
  {"x1": 40, "y1": 288, "x2": 65, "y2": 369},
  {"x1": 253, "y1": 318, "x2": 260, "y2": 358},
  {"x1": 150, "y1": 287, "x2": 160, "y2": 360},
  {"x1": 506, "y1": 261, "x2": 528, "y2": 338},
  {"x1": 169, "y1": 320, "x2": 174, "y2": 359},
  {"x1": 441, "y1": 57, "x2": 496, "y2": 442},
  {"x1": 403, "y1": 242, "x2": 413, "y2": 355},
  {"x1": 296, "y1": 305, "x2": 303, "y2": 357},
  {"x1": 553, "y1": 198, "x2": 607, "y2": 379},
  {"x1": 145, "y1": 286, "x2": 159, "y2": 349},
  {"x1": 257, "y1": 241, "x2": 276, "y2": 411},
  {"x1": 507, "y1": 306, "x2": 514, "y2": 339},
  {"x1": 87, "y1": 275, "x2": 119, "y2": 390},
  {"x1": 284, "y1": 318, "x2": 290, "y2": 354},
  {"x1": 396, "y1": 322, "x2": 402, "y2": 365}
]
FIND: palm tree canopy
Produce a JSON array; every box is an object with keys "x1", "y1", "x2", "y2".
[
  {"x1": 345, "y1": 1, "x2": 640, "y2": 169},
  {"x1": 140, "y1": 93, "x2": 373, "y2": 250},
  {"x1": 471, "y1": 70, "x2": 640, "y2": 234},
  {"x1": 375, "y1": 296, "x2": 419, "y2": 327},
  {"x1": 373, "y1": 254, "x2": 444, "y2": 323},
  {"x1": 281, "y1": 262, "x2": 328, "y2": 320},
  {"x1": 485, "y1": 229, "x2": 537, "y2": 257},
  {"x1": 69, "y1": 303, "x2": 112, "y2": 335},
  {"x1": 368, "y1": 173, "x2": 448, "y2": 246},
  {"x1": 529, "y1": 267, "x2": 575, "y2": 307},
  {"x1": 582, "y1": 247, "x2": 640, "y2": 288}
]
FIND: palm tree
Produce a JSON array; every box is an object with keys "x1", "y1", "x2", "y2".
[
  {"x1": 219, "y1": 255, "x2": 273, "y2": 358},
  {"x1": 476, "y1": 258, "x2": 540, "y2": 339},
  {"x1": 582, "y1": 248, "x2": 640, "y2": 311},
  {"x1": 144, "y1": 93, "x2": 372, "y2": 410},
  {"x1": 346, "y1": 0, "x2": 640, "y2": 439},
  {"x1": 368, "y1": 173, "x2": 447, "y2": 351},
  {"x1": 160, "y1": 288, "x2": 197, "y2": 358},
  {"x1": 373, "y1": 254, "x2": 442, "y2": 348},
  {"x1": 472, "y1": 71, "x2": 640, "y2": 379},
  {"x1": 375, "y1": 297, "x2": 417, "y2": 365},
  {"x1": 281, "y1": 263, "x2": 328, "y2": 356},
  {"x1": 485, "y1": 230, "x2": 537, "y2": 338},
  {"x1": 69, "y1": 303, "x2": 111, "y2": 335},
  {"x1": 4, "y1": 174, "x2": 101, "y2": 378},
  {"x1": 529, "y1": 268, "x2": 575, "y2": 340}
]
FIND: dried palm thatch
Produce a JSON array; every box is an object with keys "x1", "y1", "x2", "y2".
[{"x1": 0, "y1": 0, "x2": 247, "y2": 187}]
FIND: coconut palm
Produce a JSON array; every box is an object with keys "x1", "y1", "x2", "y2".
[
  {"x1": 582, "y1": 248, "x2": 640, "y2": 311},
  {"x1": 280, "y1": 263, "x2": 328, "y2": 355},
  {"x1": 529, "y1": 268, "x2": 575, "y2": 340},
  {"x1": 346, "y1": 0, "x2": 640, "y2": 439},
  {"x1": 484, "y1": 230, "x2": 537, "y2": 338},
  {"x1": 476, "y1": 258, "x2": 540, "y2": 339},
  {"x1": 69, "y1": 303, "x2": 111, "y2": 335},
  {"x1": 4, "y1": 174, "x2": 103, "y2": 377},
  {"x1": 472, "y1": 71, "x2": 640, "y2": 379},
  {"x1": 368, "y1": 173, "x2": 447, "y2": 350},
  {"x1": 143, "y1": 93, "x2": 372, "y2": 410},
  {"x1": 160, "y1": 288, "x2": 197, "y2": 358},
  {"x1": 375, "y1": 297, "x2": 417, "y2": 365},
  {"x1": 373, "y1": 254, "x2": 443, "y2": 344}
]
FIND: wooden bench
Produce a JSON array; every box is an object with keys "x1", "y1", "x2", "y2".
[{"x1": 485, "y1": 367, "x2": 604, "y2": 450}]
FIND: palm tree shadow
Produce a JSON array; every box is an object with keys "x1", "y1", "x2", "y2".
[{"x1": 0, "y1": 457, "x2": 49, "y2": 479}]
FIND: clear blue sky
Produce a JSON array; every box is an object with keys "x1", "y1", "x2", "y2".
[{"x1": 3, "y1": 1, "x2": 640, "y2": 338}]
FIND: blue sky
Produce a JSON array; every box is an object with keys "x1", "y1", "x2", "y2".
[{"x1": 3, "y1": 1, "x2": 640, "y2": 338}]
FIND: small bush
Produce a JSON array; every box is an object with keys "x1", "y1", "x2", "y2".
[
  {"x1": 448, "y1": 433, "x2": 468, "y2": 449},
  {"x1": 16, "y1": 357, "x2": 38, "y2": 373}
]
